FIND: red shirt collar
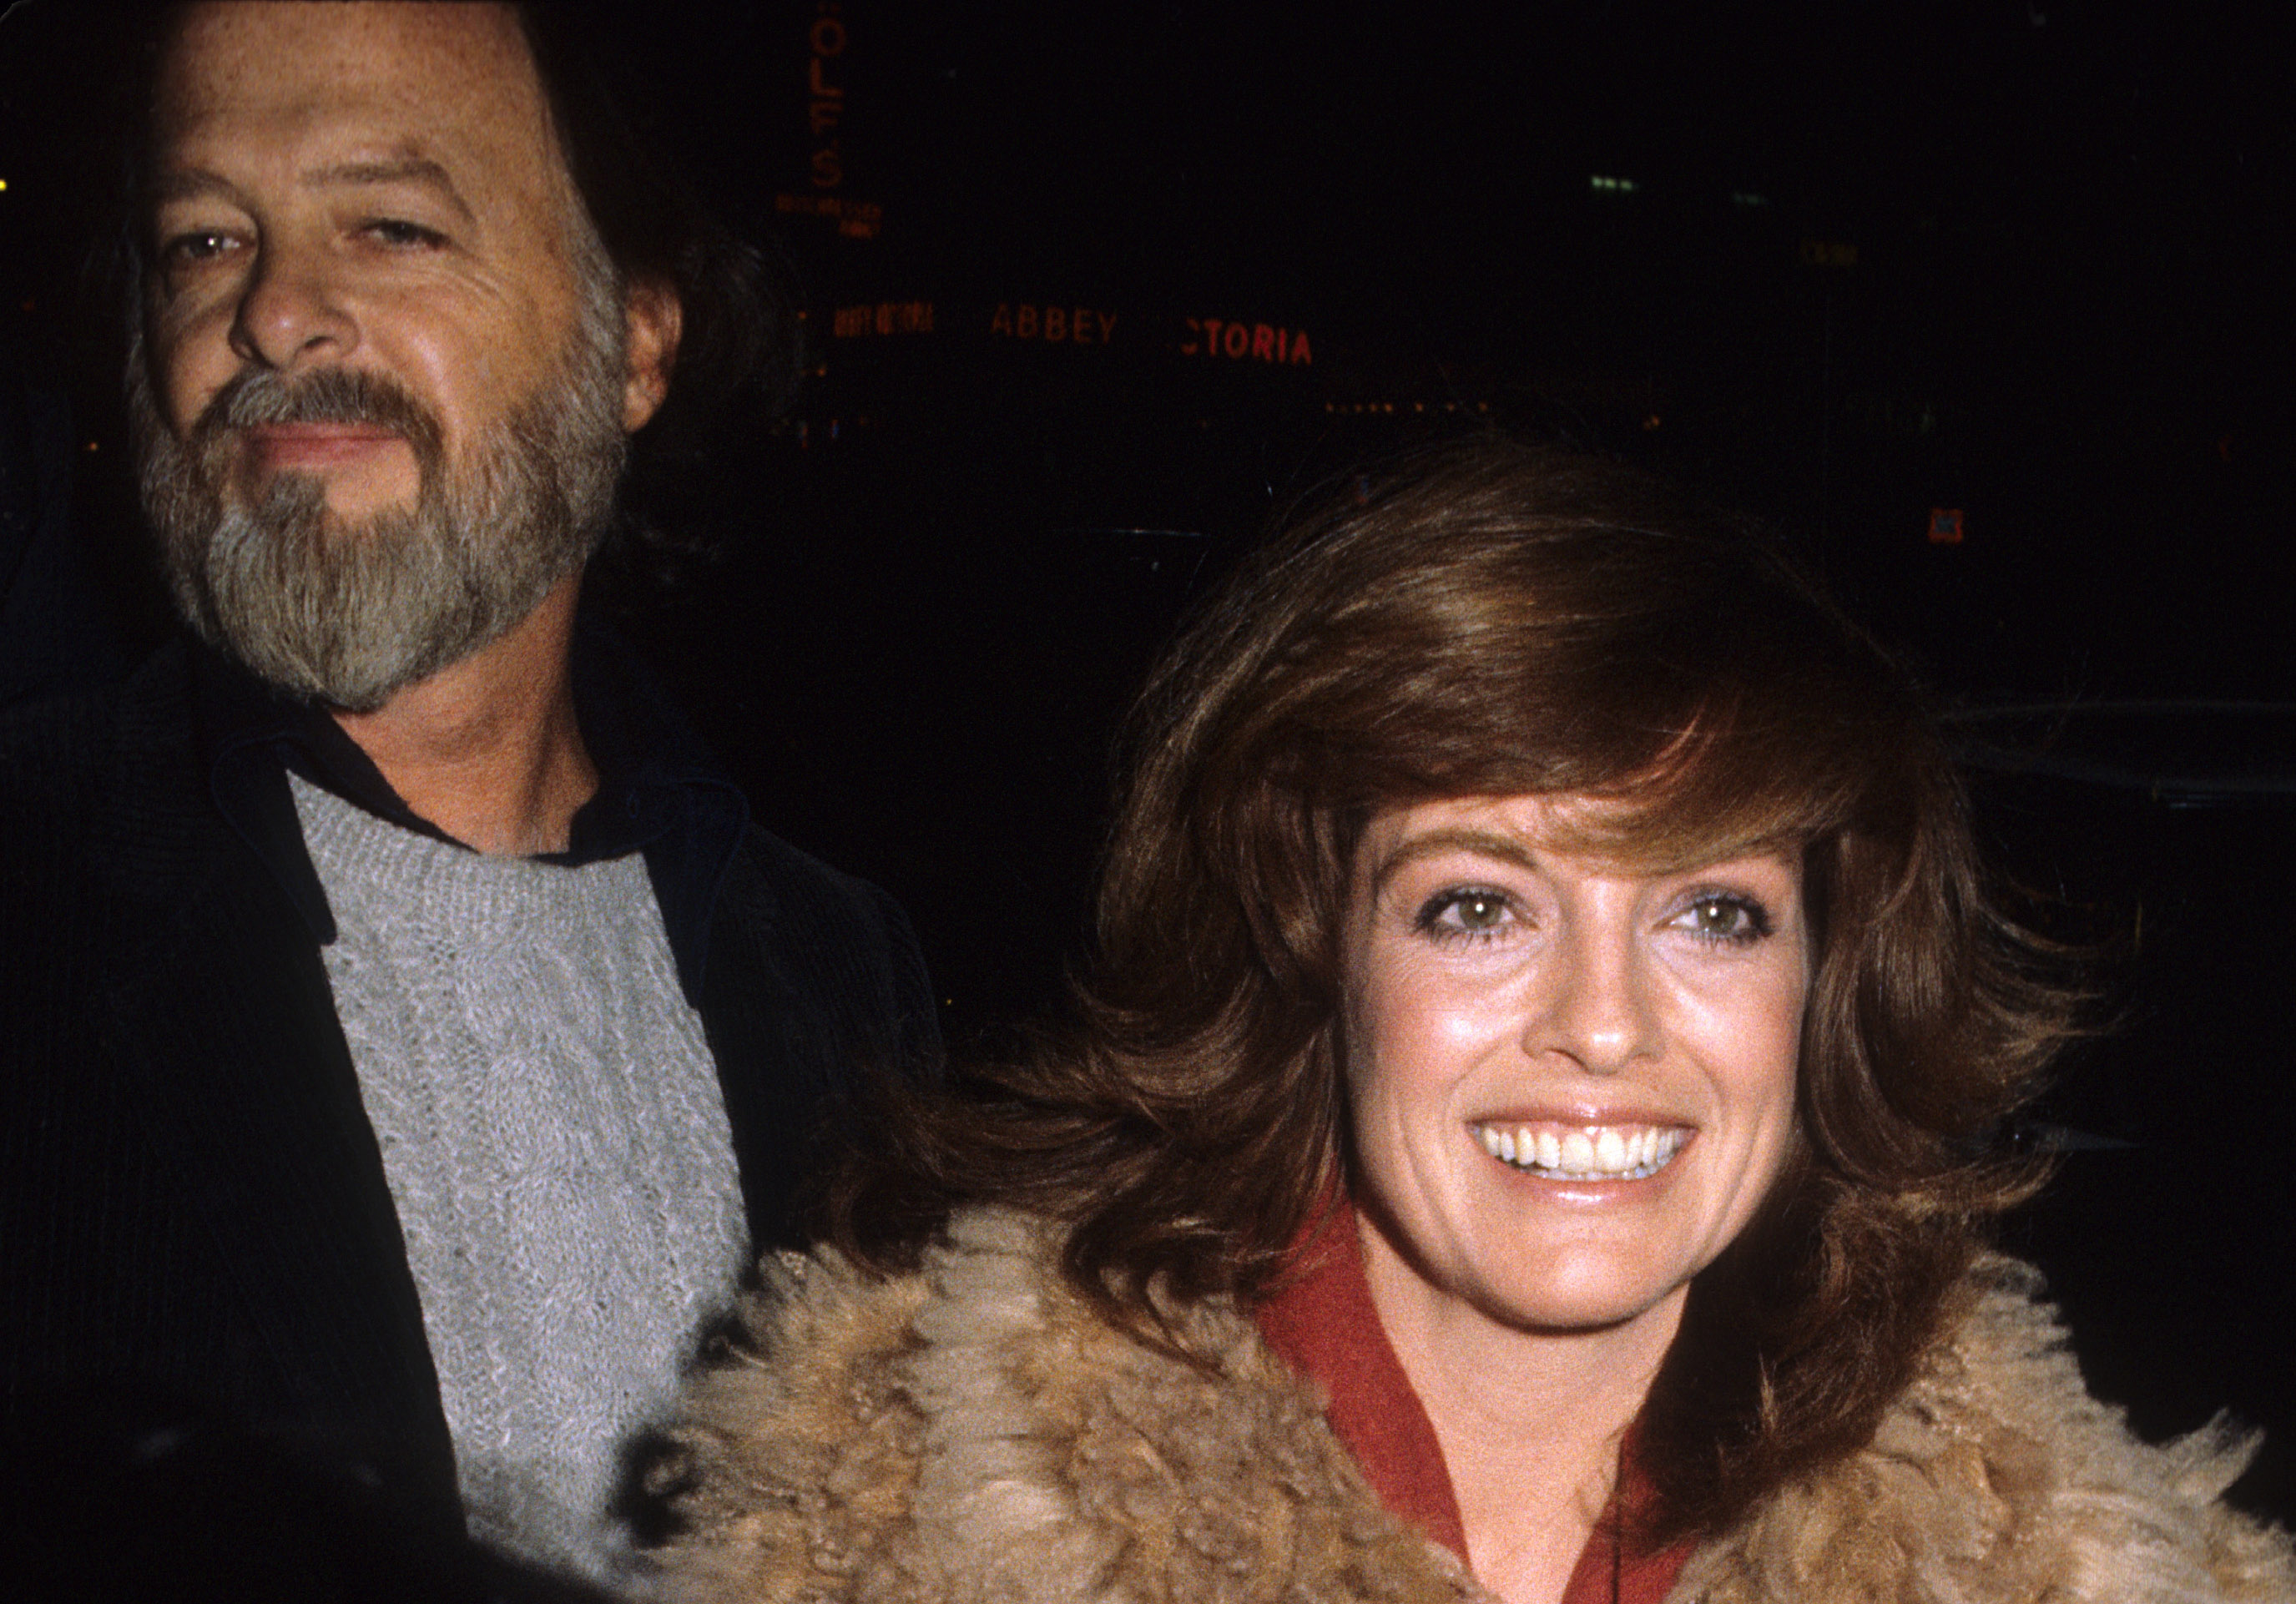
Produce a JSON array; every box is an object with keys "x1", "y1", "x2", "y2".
[{"x1": 1253, "y1": 1196, "x2": 1694, "y2": 1604}]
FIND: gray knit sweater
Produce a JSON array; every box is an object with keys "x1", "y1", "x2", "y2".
[{"x1": 291, "y1": 775, "x2": 746, "y2": 1584}]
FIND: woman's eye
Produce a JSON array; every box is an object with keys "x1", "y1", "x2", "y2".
[
  {"x1": 1676, "y1": 895, "x2": 1772, "y2": 946},
  {"x1": 1415, "y1": 889, "x2": 1516, "y2": 942}
]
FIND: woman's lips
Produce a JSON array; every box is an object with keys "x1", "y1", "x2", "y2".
[{"x1": 1470, "y1": 1119, "x2": 1690, "y2": 1179}]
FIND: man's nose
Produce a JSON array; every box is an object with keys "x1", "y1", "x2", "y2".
[
  {"x1": 1526, "y1": 924, "x2": 1662, "y2": 1075},
  {"x1": 228, "y1": 241, "x2": 356, "y2": 371}
]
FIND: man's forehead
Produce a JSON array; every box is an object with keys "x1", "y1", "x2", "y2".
[{"x1": 154, "y1": 3, "x2": 553, "y2": 173}]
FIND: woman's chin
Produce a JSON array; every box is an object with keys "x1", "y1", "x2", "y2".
[{"x1": 1459, "y1": 1260, "x2": 1693, "y2": 1338}]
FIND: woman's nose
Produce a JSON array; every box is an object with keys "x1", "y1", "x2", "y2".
[{"x1": 1527, "y1": 926, "x2": 1661, "y2": 1074}]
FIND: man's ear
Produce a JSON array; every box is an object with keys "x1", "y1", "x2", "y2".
[{"x1": 620, "y1": 277, "x2": 683, "y2": 431}]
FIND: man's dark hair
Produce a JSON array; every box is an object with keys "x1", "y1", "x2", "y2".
[{"x1": 509, "y1": 5, "x2": 802, "y2": 577}]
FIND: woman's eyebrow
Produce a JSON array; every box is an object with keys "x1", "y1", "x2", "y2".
[{"x1": 1370, "y1": 829, "x2": 1538, "y2": 897}]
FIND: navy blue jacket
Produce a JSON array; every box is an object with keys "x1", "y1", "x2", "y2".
[{"x1": 0, "y1": 637, "x2": 939, "y2": 1530}]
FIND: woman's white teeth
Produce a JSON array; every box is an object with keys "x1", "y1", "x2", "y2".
[{"x1": 1476, "y1": 1123, "x2": 1683, "y2": 1179}]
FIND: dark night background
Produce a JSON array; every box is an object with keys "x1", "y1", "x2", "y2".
[{"x1": 6, "y1": 0, "x2": 2294, "y2": 1532}]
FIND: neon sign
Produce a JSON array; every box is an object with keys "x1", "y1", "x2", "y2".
[
  {"x1": 1180, "y1": 318, "x2": 1311, "y2": 366},
  {"x1": 990, "y1": 304, "x2": 1119, "y2": 345},
  {"x1": 775, "y1": 194, "x2": 881, "y2": 240},
  {"x1": 834, "y1": 301, "x2": 935, "y2": 336},
  {"x1": 807, "y1": 4, "x2": 845, "y2": 191}
]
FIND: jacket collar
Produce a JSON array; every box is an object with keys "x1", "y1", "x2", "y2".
[
  {"x1": 669, "y1": 1217, "x2": 2284, "y2": 1604},
  {"x1": 185, "y1": 610, "x2": 749, "y2": 1006}
]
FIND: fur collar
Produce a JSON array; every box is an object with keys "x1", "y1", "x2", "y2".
[{"x1": 649, "y1": 1210, "x2": 2293, "y2": 1604}]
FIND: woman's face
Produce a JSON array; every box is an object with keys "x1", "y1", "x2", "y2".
[{"x1": 1341, "y1": 794, "x2": 1809, "y2": 1337}]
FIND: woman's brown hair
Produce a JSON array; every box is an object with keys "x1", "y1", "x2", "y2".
[{"x1": 825, "y1": 439, "x2": 2078, "y2": 1541}]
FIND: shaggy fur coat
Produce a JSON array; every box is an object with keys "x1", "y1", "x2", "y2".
[{"x1": 646, "y1": 1209, "x2": 2294, "y2": 1604}]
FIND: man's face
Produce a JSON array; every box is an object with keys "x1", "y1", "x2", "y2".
[{"x1": 134, "y1": 3, "x2": 658, "y2": 709}]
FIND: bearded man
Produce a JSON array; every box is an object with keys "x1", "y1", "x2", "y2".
[{"x1": 0, "y1": 3, "x2": 937, "y2": 1584}]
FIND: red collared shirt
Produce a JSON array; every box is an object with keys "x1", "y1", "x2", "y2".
[{"x1": 1254, "y1": 1199, "x2": 1693, "y2": 1604}]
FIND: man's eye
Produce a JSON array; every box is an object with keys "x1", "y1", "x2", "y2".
[
  {"x1": 159, "y1": 230, "x2": 236, "y2": 265},
  {"x1": 363, "y1": 219, "x2": 446, "y2": 249},
  {"x1": 1415, "y1": 889, "x2": 1515, "y2": 942}
]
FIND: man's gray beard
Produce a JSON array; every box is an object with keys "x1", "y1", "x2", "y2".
[{"x1": 129, "y1": 271, "x2": 630, "y2": 713}]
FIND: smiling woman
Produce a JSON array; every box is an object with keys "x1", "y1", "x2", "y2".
[
  {"x1": 643, "y1": 442, "x2": 2295, "y2": 1604},
  {"x1": 1343, "y1": 799, "x2": 1808, "y2": 1349}
]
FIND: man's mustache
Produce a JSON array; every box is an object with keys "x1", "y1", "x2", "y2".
[{"x1": 193, "y1": 366, "x2": 447, "y2": 464}]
